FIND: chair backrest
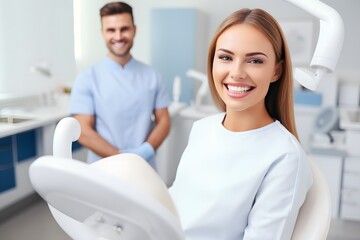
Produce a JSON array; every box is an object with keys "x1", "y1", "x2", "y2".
[
  {"x1": 291, "y1": 158, "x2": 332, "y2": 240},
  {"x1": 30, "y1": 117, "x2": 185, "y2": 240}
]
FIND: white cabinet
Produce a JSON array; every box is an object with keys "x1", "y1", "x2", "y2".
[
  {"x1": 341, "y1": 157, "x2": 360, "y2": 220},
  {"x1": 311, "y1": 154, "x2": 343, "y2": 218},
  {"x1": 156, "y1": 115, "x2": 185, "y2": 187},
  {"x1": 294, "y1": 105, "x2": 320, "y2": 151}
]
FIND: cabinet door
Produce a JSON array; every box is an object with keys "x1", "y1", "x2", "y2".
[
  {"x1": 341, "y1": 157, "x2": 360, "y2": 220},
  {"x1": 0, "y1": 166, "x2": 16, "y2": 193},
  {"x1": 16, "y1": 129, "x2": 37, "y2": 162},
  {"x1": 0, "y1": 136, "x2": 12, "y2": 165},
  {"x1": 311, "y1": 154, "x2": 343, "y2": 218},
  {"x1": 0, "y1": 136, "x2": 15, "y2": 193}
]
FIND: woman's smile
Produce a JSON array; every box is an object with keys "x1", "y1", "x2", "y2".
[{"x1": 224, "y1": 83, "x2": 254, "y2": 98}]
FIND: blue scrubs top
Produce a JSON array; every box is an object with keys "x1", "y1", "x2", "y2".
[{"x1": 70, "y1": 56, "x2": 169, "y2": 163}]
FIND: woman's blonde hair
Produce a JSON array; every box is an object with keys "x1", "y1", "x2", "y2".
[{"x1": 207, "y1": 8, "x2": 299, "y2": 140}]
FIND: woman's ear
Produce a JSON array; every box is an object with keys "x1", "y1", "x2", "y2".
[{"x1": 271, "y1": 61, "x2": 283, "y2": 82}]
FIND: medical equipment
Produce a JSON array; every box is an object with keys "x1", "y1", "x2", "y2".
[
  {"x1": 313, "y1": 106, "x2": 339, "y2": 143},
  {"x1": 186, "y1": 69, "x2": 209, "y2": 108},
  {"x1": 285, "y1": 0, "x2": 344, "y2": 90},
  {"x1": 172, "y1": 76, "x2": 181, "y2": 103},
  {"x1": 29, "y1": 117, "x2": 184, "y2": 240}
]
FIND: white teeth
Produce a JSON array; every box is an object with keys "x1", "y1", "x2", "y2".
[
  {"x1": 114, "y1": 42, "x2": 125, "y2": 48},
  {"x1": 227, "y1": 85, "x2": 251, "y2": 94}
]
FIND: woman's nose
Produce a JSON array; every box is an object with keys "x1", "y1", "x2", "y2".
[{"x1": 230, "y1": 63, "x2": 247, "y2": 80}]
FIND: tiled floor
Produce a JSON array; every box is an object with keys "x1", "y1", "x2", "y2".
[{"x1": 0, "y1": 198, "x2": 359, "y2": 240}]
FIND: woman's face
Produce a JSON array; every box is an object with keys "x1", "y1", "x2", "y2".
[{"x1": 212, "y1": 23, "x2": 281, "y2": 115}]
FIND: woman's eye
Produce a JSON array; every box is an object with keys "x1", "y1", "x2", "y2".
[
  {"x1": 248, "y1": 59, "x2": 263, "y2": 64},
  {"x1": 218, "y1": 55, "x2": 232, "y2": 61}
]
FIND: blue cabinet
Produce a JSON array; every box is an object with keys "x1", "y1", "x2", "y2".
[
  {"x1": 16, "y1": 130, "x2": 37, "y2": 162},
  {"x1": 0, "y1": 129, "x2": 38, "y2": 193},
  {"x1": 0, "y1": 136, "x2": 15, "y2": 193}
]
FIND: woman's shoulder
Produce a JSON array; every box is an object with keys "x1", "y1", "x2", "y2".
[{"x1": 271, "y1": 121, "x2": 303, "y2": 149}]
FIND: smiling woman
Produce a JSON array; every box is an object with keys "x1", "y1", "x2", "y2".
[{"x1": 169, "y1": 8, "x2": 313, "y2": 240}]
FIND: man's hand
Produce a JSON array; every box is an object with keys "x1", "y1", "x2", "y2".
[{"x1": 122, "y1": 142, "x2": 155, "y2": 162}]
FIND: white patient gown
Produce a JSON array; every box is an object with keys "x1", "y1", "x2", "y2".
[{"x1": 169, "y1": 113, "x2": 313, "y2": 240}]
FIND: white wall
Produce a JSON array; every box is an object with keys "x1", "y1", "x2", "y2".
[
  {"x1": 0, "y1": 0, "x2": 76, "y2": 95},
  {"x1": 1, "y1": 0, "x2": 359, "y2": 95},
  {"x1": 76, "y1": 0, "x2": 360, "y2": 84}
]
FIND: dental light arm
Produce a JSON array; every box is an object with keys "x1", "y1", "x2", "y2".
[{"x1": 285, "y1": 0, "x2": 344, "y2": 90}]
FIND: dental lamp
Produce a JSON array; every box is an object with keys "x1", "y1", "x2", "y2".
[{"x1": 284, "y1": 0, "x2": 344, "y2": 91}]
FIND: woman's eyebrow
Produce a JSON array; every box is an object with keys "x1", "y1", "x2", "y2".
[
  {"x1": 216, "y1": 48, "x2": 233, "y2": 54},
  {"x1": 216, "y1": 49, "x2": 268, "y2": 58},
  {"x1": 246, "y1": 52, "x2": 268, "y2": 57}
]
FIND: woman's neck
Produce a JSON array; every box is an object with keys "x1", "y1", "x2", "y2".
[{"x1": 223, "y1": 107, "x2": 274, "y2": 132}]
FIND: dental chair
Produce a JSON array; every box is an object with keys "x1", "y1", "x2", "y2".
[
  {"x1": 29, "y1": 117, "x2": 331, "y2": 240},
  {"x1": 291, "y1": 158, "x2": 331, "y2": 240},
  {"x1": 30, "y1": 117, "x2": 184, "y2": 240}
]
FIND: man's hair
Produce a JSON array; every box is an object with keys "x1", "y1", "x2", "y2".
[{"x1": 100, "y1": 2, "x2": 134, "y2": 23}]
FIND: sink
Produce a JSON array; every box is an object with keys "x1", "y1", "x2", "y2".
[{"x1": 0, "y1": 116, "x2": 33, "y2": 124}]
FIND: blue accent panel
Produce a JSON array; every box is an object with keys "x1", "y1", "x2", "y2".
[
  {"x1": 151, "y1": 9, "x2": 197, "y2": 103},
  {"x1": 0, "y1": 136, "x2": 13, "y2": 165},
  {"x1": 16, "y1": 129, "x2": 37, "y2": 162},
  {"x1": 0, "y1": 166, "x2": 16, "y2": 193},
  {"x1": 294, "y1": 90, "x2": 322, "y2": 106}
]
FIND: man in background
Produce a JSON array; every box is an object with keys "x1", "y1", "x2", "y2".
[{"x1": 70, "y1": 2, "x2": 170, "y2": 169}]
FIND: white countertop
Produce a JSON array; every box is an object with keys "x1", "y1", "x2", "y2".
[
  {"x1": 0, "y1": 98, "x2": 188, "y2": 138},
  {"x1": 0, "y1": 95, "x2": 70, "y2": 138}
]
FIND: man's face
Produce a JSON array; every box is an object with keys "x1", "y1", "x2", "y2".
[{"x1": 101, "y1": 13, "x2": 136, "y2": 61}]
